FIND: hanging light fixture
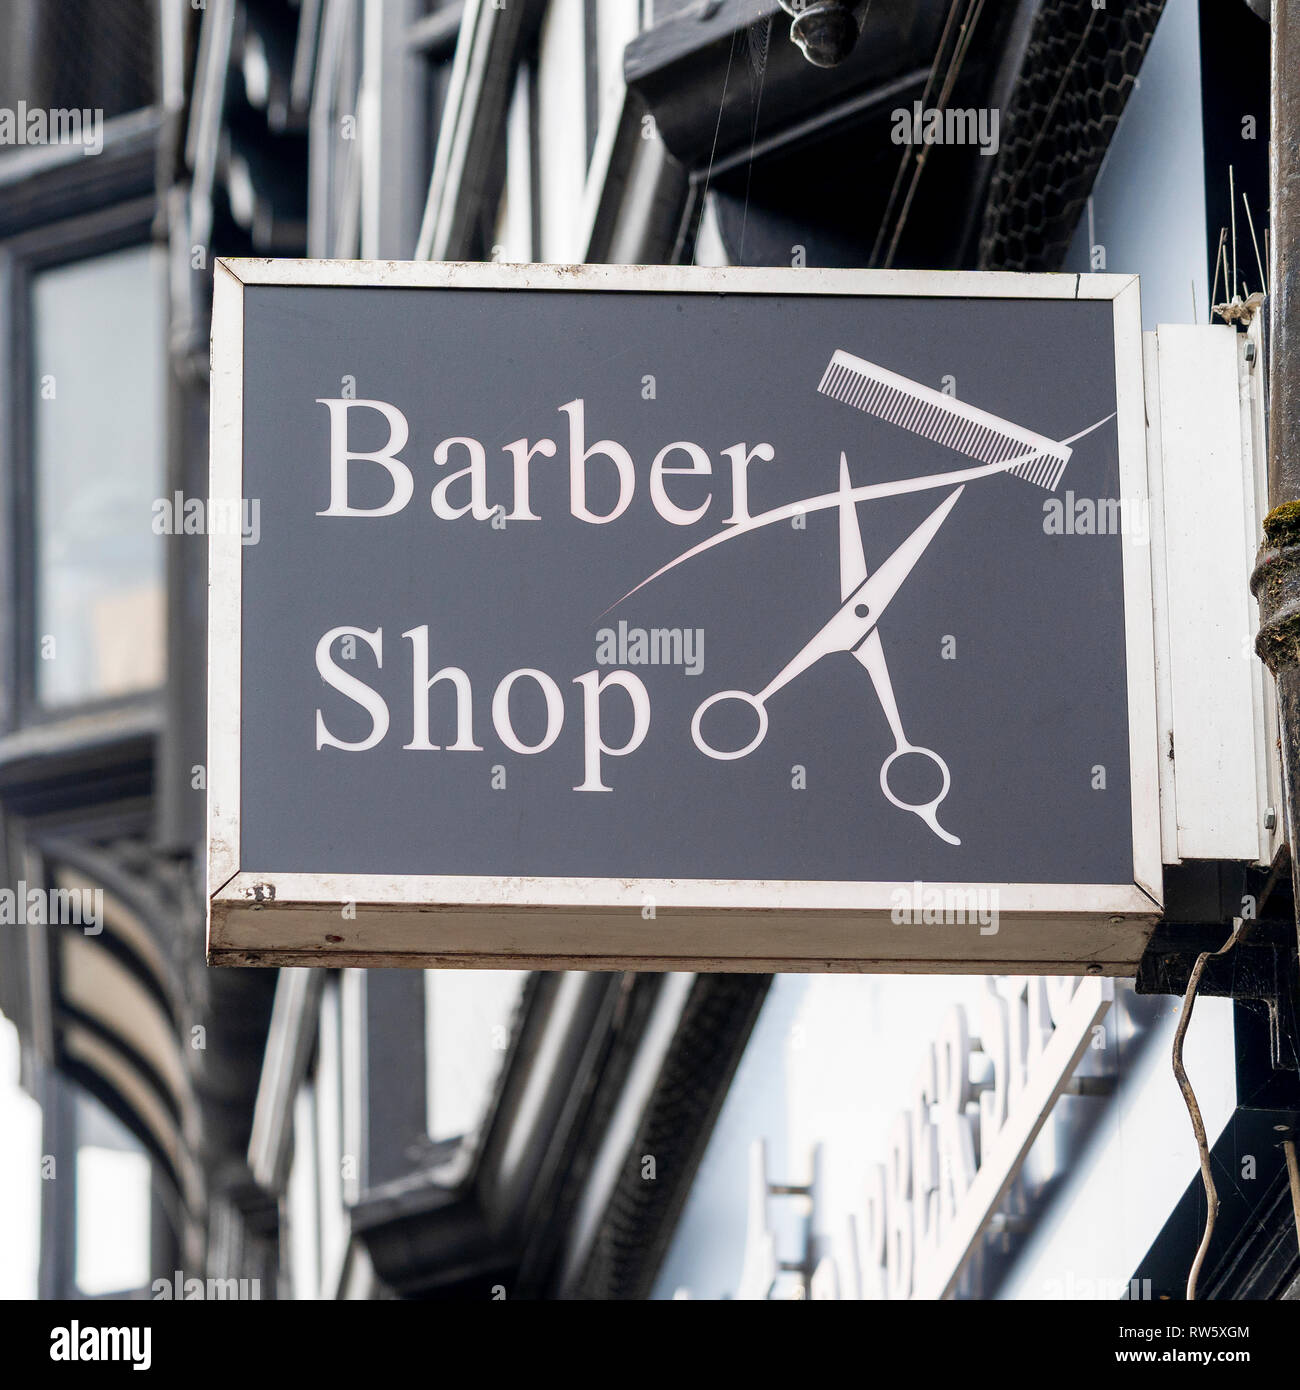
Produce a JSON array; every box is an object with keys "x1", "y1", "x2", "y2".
[{"x1": 777, "y1": 0, "x2": 863, "y2": 68}]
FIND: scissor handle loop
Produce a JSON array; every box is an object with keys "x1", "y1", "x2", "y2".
[
  {"x1": 880, "y1": 744, "x2": 961, "y2": 845},
  {"x1": 692, "y1": 690, "x2": 768, "y2": 760}
]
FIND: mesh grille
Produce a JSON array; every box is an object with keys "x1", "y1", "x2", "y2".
[
  {"x1": 0, "y1": 0, "x2": 157, "y2": 118},
  {"x1": 978, "y1": 0, "x2": 1166, "y2": 271}
]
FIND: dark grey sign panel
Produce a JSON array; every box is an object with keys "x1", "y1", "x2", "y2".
[{"x1": 208, "y1": 262, "x2": 1159, "y2": 970}]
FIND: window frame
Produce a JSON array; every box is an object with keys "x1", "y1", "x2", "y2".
[
  {"x1": 0, "y1": 112, "x2": 164, "y2": 747},
  {"x1": 4, "y1": 205, "x2": 167, "y2": 728}
]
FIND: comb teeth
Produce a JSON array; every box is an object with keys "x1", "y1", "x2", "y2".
[{"x1": 817, "y1": 350, "x2": 1071, "y2": 491}]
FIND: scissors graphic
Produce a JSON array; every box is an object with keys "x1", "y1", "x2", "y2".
[{"x1": 691, "y1": 458, "x2": 963, "y2": 845}]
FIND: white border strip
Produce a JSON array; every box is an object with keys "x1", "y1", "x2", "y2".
[
  {"x1": 1111, "y1": 277, "x2": 1162, "y2": 905},
  {"x1": 208, "y1": 261, "x2": 244, "y2": 894},
  {"x1": 214, "y1": 872, "x2": 1156, "y2": 917},
  {"x1": 222, "y1": 258, "x2": 1130, "y2": 299}
]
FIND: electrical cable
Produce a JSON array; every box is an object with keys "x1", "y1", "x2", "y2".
[
  {"x1": 692, "y1": 16, "x2": 739, "y2": 266},
  {"x1": 1171, "y1": 917, "x2": 1248, "y2": 1301},
  {"x1": 1284, "y1": 1139, "x2": 1300, "y2": 1260},
  {"x1": 735, "y1": 14, "x2": 774, "y2": 266},
  {"x1": 869, "y1": 0, "x2": 963, "y2": 267},
  {"x1": 881, "y1": 0, "x2": 988, "y2": 269}
]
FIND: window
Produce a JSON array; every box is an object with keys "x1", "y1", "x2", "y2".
[
  {"x1": 0, "y1": 1014, "x2": 41, "y2": 1299},
  {"x1": 425, "y1": 970, "x2": 528, "y2": 1142},
  {"x1": 31, "y1": 243, "x2": 166, "y2": 708},
  {"x1": 308, "y1": 0, "x2": 364, "y2": 257},
  {"x1": 532, "y1": 0, "x2": 635, "y2": 262},
  {"x1": 536, "y1": 0, "x2": 588, "y2": 262},
  {"x1": 410, "y1": 1, "x2": 467, "y2": 206},
  {"x1": 492, "y1": 63, "x2": 538, "y2": 262},
  {"x1": 286, "y1": 1081, "x2": 321, "y2": 1300},
  {"x1": 73, "y1": 1088, "x2": 153, "y2": 1297},
  {"x1": 316, "y1": 976, "x2": 348, "y2": 1292},
  {"x1": 303, "y1": 0, "x2": 462, "y2": 260}
]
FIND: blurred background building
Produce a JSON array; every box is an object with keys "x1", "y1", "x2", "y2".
[{"x1": 0, "y1": 0, "x2": 1296, "y2": 1301}]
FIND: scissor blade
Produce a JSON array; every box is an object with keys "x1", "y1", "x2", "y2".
[
  {"x1": 838, "y1": 453, "x2": 869, "y2": 601},
  {"x1": 848, "y1": 485, "x2": 964, "y2": 642},
  {"x1": 853, "y1": 629, "x2": 905, "y2": 742},
  {"x1": 752, "y1": 485, "x2": 963, "y2": 706}
]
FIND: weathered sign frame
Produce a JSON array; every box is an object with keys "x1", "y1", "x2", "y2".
[{"x1": 208, "y1": 259, "x2": 1159, "y2": 973}]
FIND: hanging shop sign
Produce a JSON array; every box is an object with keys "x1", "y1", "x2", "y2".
[{"x1": 207, "y1": 260, "x2": 1158, "y2": 970}]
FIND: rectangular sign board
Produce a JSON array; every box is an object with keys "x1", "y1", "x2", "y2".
[{"x1": 208, "y1": 261, "x2": 1160, "y2": 972}]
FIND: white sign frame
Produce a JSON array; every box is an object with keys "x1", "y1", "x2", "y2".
[{"x1": 208, "y1": 259, "x2": 1160, "y2": 972}]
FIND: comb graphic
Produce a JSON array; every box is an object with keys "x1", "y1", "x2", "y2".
[{"x1": 817, "y1": 349, "x2": 1072, "y2": 492}]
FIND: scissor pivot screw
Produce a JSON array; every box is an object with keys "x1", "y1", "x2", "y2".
[{"x1": 854, "y1": 603, "x2": 870, "y2": 619}]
